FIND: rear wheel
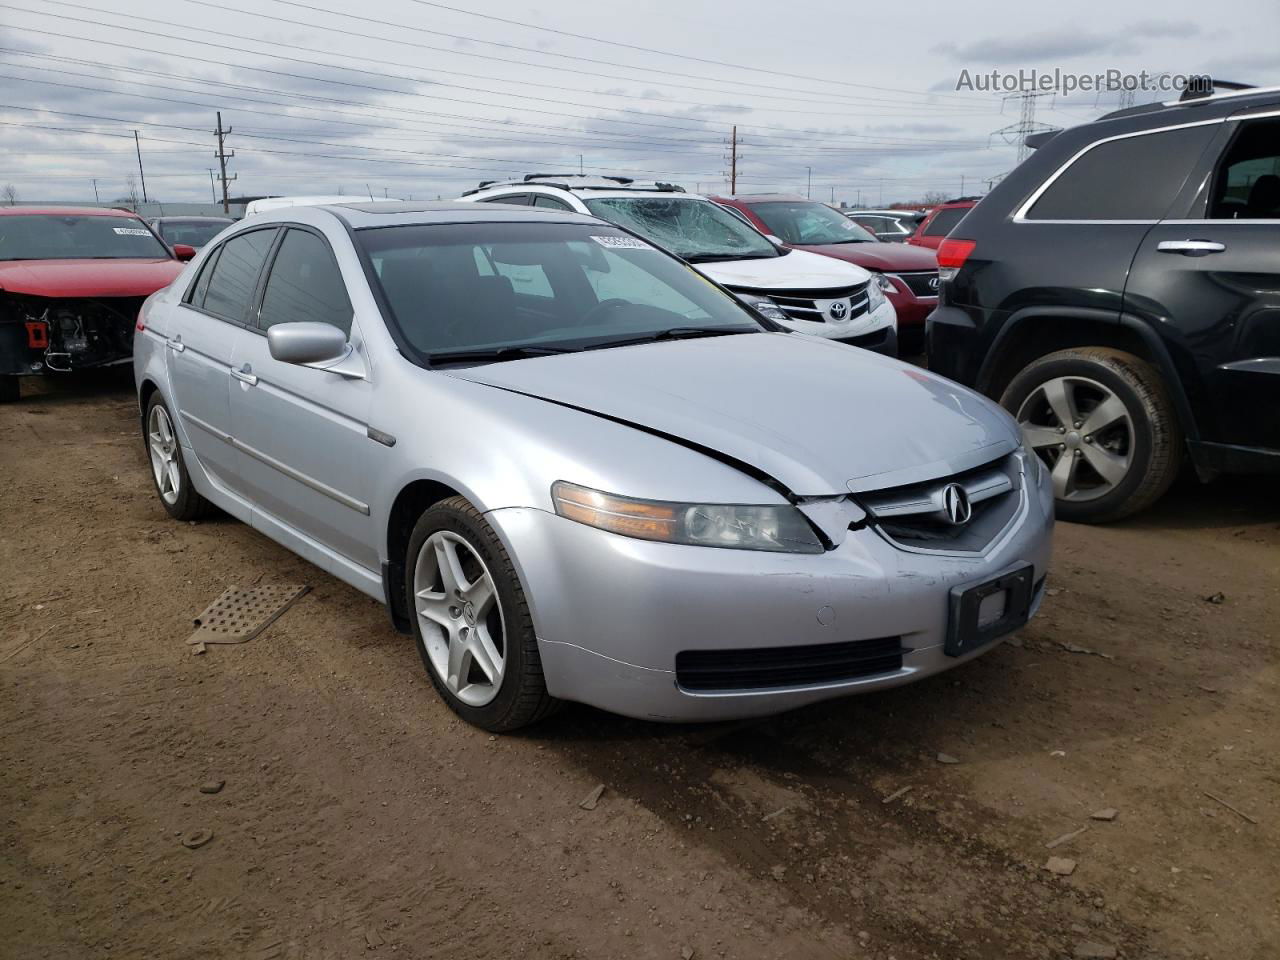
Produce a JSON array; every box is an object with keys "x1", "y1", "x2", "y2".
[
  {"x1": 1000, "y1": 347, "x2": 1182, "y2": 523},
  {"x1": 405, "y1": 496, "x2": 559, "y2": 731},
  {"x1": 144, "y1": 393, "x2": 211, "y2": 521}
]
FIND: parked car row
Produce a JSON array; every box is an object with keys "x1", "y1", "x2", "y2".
[{"x1": 458, "y1": 177, "x2": 903, "y2": 356}]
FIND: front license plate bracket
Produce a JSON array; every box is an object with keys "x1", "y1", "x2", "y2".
[{"x1": 945, "y1": 563, "x2": 1034, "y2": 657}]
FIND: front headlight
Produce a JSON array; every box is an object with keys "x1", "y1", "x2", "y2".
[
  {"x1": 552, "y1": 481, "x2": 824, "y2": 554},
  {"x1": 734, "y1": 293, "x2": 790, "y2": 323},
  {"x1": 866, "y1": 276, "x2": 887, "y2": 310},
  {"x1": 873, "y1": 273, "x2": 896, "y2": 294}
]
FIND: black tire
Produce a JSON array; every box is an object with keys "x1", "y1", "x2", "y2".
[
  {"x1": 0, "y1": 376, "x2": 19, "y2": 403},
  {"x1": 405, "y1": 496, "x2": 559, "y2": 731},
  {"x1": 143, "y1": 392, "x2": 212, "y2": 522},
  {"x1": 1000, "y1": 347, "x2": 1182, "y2": 523}
]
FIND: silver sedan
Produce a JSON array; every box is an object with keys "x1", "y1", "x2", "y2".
[{"x1": 134, "y1": 201, "x2": 1054, "y2": 731}]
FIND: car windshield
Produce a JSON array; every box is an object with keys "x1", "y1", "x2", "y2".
[
  {"x1": 358, "y1": 221, "x2": 763, "y2": 362},
  {"x1": 0, "y1": 214, "x2": 171, "y2": 261},
  {"x1": 581, "y1": 196, "x2": 778, "y2": 261},
  {"x1": 155, "y1": 219, "x2": 232, "y2": 247},
  {"x1": 749, "y1": 200, "x2": 877, "y2": 245}
]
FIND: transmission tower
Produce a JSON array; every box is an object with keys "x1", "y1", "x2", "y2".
[{"x1": 990, "y1": 91, "x2": 1058, "y2": 163}]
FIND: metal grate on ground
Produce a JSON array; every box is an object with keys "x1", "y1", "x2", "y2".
[{"x1": 186, "y1": 584, "x2": 310, "y2": 651}]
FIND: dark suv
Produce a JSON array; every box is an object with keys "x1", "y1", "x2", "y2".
[{"x1": 928, "y1": 83, "x2": 1280, "y2": 522}]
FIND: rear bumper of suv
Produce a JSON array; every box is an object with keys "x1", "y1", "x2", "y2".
[{"x1": 926, "y1": 303, "x2": 992, "y2": 386}]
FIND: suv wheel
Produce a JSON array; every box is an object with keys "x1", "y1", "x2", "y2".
[
  {"x1": 405, "y1": 496, "x2": 559, "y2": 731},
  {"x1": 1000, "y1": 347, "x2": 1181, "y2": 523}
]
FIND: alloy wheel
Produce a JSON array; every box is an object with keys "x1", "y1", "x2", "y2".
[
  {"x1": 147, "y1": 404, "x2": 181, "y2": 505},
  {"x1": 1016, "y1": 375, "x2": 1134, "y2": 502},
  {"x1": 412, "y1": 531, "x2": 506, "y2": 707}
]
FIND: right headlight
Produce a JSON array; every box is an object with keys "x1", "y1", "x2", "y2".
[
  {"x1": 551, "y1": 481, "x2": 824, "y2": 554},
  {"x1": 866, "y1": 276, "x2": 887, "y2": 310},
  {"x1": 734, "y1": 293, "x2": 790, "y2": 323}
]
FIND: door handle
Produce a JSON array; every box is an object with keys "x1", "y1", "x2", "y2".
[
  {"x1": 1156, "y1": 239, "x2": 1226, "y2": 256},
  {"x1": 167, "y1": 335, "x2": 185, "y2": 353},
  {"x1": 231, "y1": 364, "x2": 258, "y2": 386}
]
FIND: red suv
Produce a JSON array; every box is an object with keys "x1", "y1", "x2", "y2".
[
  {"x1": 907, "y1": 197, "x2": 981, "y2": 250},
  {"x1": 712, "y1": 194, "x2": 940, "y2": 351}
]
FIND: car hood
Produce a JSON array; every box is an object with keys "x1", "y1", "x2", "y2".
[
  {"x1": 447, "y1": 333, "x2": 1019, "y2": 496},
  {"x1": 0, "y1": 258, "x2": 184, "y2": 298},
  {"x1": 694, "y1": 248, "x2": 870, "y2": 292},
  {"x1": 793, "y1": 242, "x2": 938, "y2": 272}
]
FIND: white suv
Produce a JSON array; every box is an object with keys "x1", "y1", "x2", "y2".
[{"x1": 459, "y1": 176, "x2": 898, "y2": 355}]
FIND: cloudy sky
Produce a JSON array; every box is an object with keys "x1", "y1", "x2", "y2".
[{"x1": 0, "y1": 0, "x2": 1274, "y2": 207}]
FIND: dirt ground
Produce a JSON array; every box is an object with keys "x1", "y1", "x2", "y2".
[{"x1": 2, "y1": 370, "x2": 1278, "y2": 960}]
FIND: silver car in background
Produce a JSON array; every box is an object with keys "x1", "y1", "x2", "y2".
[{"x1": 134, "y1": 201, "x2": 1053, "y2": 731}]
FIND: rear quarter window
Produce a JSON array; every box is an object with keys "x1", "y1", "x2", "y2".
[{"x1": 1025, "y1": 124, "x2": 1217, "y2": 221}]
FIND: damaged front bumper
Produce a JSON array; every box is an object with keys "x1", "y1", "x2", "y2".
[{"x1": 1, "y1": 292, "x2": 143, "y2": 375}]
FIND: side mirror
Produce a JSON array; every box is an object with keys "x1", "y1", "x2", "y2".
[
  {"x1": 267, "y1": 322, "x2": 348, "y2": 365},
  {"x1": 172, "y1": 243, "x2": 196, "y2": 261}
]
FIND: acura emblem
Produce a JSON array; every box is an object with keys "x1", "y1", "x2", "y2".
[
  {"x1": 829, "y1": 300, "x2": 848, "y2": 321},
  {"x1": 941, "y1": 483, "x2": 972, "y2": 525}
]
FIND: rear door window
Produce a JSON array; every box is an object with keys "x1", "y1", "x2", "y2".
[
  {"x1": 533, "y1": 195, "x2": 573, "y2": 211},
  {"x1": 1026, "y1": 125, "x2": 1217, "y2": 221},
  {"x1": 201, "y1": 228, "x2": 278, "y2": 323}
]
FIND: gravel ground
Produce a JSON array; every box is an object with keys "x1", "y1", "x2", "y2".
[{"x1": 2, "y1": 370, "x2": 1277, "y2": 960}]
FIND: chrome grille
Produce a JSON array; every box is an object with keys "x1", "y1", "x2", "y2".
[
  {"x1": 858, "y1": 455, "x2": 1022, "y2": 553},
  {"x1": 734, "y1": 282, "x2": 869, "y2": 325}
]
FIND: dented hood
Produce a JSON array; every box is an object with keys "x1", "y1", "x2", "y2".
[
  {"x1": 449, "y1": 332, "x2": 1019, "y2": 495},
  {"x1": 0, "y1": 258, "x2": 184, "y2": 299}
]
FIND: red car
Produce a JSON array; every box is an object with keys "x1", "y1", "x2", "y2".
[
  {"x1": 712, "y1": 194, "x2": 940, "y2": 351},
  {"x1": 0, "y1": 207, "x2": 193, "y2": 401},
  {"x1": 906, "y1": 197, "x2": 981, "y2": 250}
]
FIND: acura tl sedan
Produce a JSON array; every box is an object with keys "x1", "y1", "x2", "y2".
[{"x1": 135, "y1": 201, "x2": 1053, "y2": 731}]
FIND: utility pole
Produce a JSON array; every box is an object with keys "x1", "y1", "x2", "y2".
[
  {"x1": 806, "y1": 166, "x2": 811, "y2": 199},
  {"x1": 208, "y1": 169, "x2": 216, "y2": 201},
  {"x1": 724, "y1": 125, "x2": 738, "y2": 195},
  {"x1": 133, "y1": 130, "x2": 148, "y2": 204},
  {"x1": 578, "y1": 154, "x2": 584, "y2": 175},
  {"x1": 960, "y1": 174, "x2": 965, "y2": 196},
  {"x1": 830, "y1": 185, "x2": 835, "y2": 203},
  {"x1": 91, "y1": 178, "x2": 99, "y2": 203},
  {"x1": 213, "y1": 112, "x2": 236, "y2": 214}
]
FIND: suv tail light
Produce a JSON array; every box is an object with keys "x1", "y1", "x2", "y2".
[{"x1": 936, "y1": 238, "x2": 976, "y2": 281}]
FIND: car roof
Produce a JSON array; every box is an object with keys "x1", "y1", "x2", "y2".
[
  {"x1": 711, "y1": 193, "x2": 811, "y2": 204},
  {"x1": 0, "y1": 206, "x2": 142, "y2": 218},
  {"x1": 287, "y1": 199, "x2": 604, "y2": 229},
  {"x1": 151, "y1": 215, "x2": 234, "y2": 223}
]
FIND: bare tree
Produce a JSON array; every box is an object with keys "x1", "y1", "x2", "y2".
[
  {"x1": 1, "y1": 184, "x2": 16, "y2": 206},
  {"x1": 116, "y1": 175, "x2": 140, "y2": 211},
  {"x1": 920, "y1": 190, "x2": 949, "y2": 206}
]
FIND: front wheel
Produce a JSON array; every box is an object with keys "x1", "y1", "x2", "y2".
[
  {"x1": 1000, "y1": 347, "x2": 1182, "y2": 523},
  {"x1": 405, "y1": 496, "x2": 559, "y2": 731}
]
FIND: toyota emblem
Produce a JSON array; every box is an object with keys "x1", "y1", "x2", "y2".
[
  {"x1": 941, "y1": 483, "x2": 972, "y2": 525},
  {"x1": 829, "y1": 300, "x2": 849, "y2": 321}
]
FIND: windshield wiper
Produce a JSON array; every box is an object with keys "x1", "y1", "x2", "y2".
[
  {"x1": 428, "y1": 344, "x2": 576, "y2": 366},
  {"x1": 587, "y1": 326, "x2": 755, "y2": 350},
  {"x1": 684, "y1": 252, "x2": 772, "y2": 263}
]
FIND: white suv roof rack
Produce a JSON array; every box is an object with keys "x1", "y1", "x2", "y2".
[{"x1": 462, "y1": 174, "x2": 685, "y2": 197}]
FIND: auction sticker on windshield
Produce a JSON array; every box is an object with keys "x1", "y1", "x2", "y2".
[
  {"x1": 113, "y1": 227, "x2": 152, "y2": 236},
  {"x1": 591, "y1": 235, "x2": 652, "y2": 250}
]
